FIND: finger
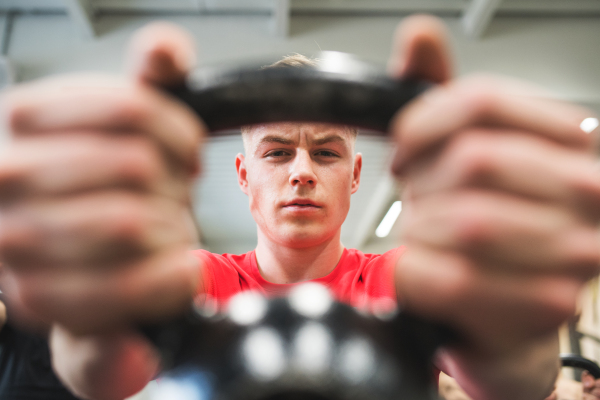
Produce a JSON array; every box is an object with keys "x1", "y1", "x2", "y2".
[
  {"x1": 400, "y1": 190, "x2": 600, "y2": 278},
  {"x1": 583, "y1": 371, "x2": 596, "y2": 389},
  {"x1": 387, "y1": 15, "x2": 452, "y2": 83},
  {"x1": 407, "y1": 129, "x2": 600, "y2": 219},
  {"x1": 12, "y1": 247, "x2": 199, "y2": 334},
  {"x1": 126, "y1": 21, "x2": 197, "y2": 87},
  {"x1": 390, "y1": 75, "x2": 596, "y2": 174},
  {"x1": 394, "y1": 245, "x2": 583, "y2": 351},
  {"x1": 0, "y1": 192, "x2": 194, "y2": 270},
  {"x1": 0, "y1": 75, "x2": 204, "y2": 173},
  {"x1": 0, "y1": 133, "x2": 190, "y2": 203}
]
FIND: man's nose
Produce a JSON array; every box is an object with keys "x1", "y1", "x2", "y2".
[{"x1": 289, "y1": 151, "x2": 317, "y2": 187}]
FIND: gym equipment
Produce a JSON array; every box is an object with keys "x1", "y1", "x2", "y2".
[
  {"x1": 143, "y1": 53, "x2": 442, "y2": 400},
  {"x1": 561, "y1": 354, "x2": 600, "y2": 379},
  {"x1": 143, "y1": 284, "x2": 450, "y2": 400},
  {"x1": 167, "y1": 51, "x2": 430, "y2": 134}
]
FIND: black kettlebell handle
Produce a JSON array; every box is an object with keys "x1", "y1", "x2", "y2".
[
  {"x1": 561, "y1": 354, "x2": 600, "y2": 379},
  {"x1": 166, "y1": 51, "x2": 431, "y2": 134}
]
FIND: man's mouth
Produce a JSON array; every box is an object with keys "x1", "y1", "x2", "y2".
[{"x1": 284, "y1": 200, "x2": 321, "y2": 208}]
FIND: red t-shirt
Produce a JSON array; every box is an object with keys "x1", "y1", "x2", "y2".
[
  {"x1": 192, "y1": 246, "x2": 404, "y2": 311},
  {"x1": 191, "y1": 245, "x2": 441, "y2": 386}
]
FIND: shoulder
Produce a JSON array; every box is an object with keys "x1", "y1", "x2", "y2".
[
  {"x1": 191, "y1": 249, "x2": 253, "y2": 268},
  {"x1": 343, "y1": 246, "x2": 406, "y2": 269},
  {"x1": 334, "y1": 247, "x2": 405, "y2": 310},
  {"x1": 190, "y1": 249, "x2": 260, "y2": 306},
  {"x1": 191, "y1": 249, "x2": 255, "y2": 281}
]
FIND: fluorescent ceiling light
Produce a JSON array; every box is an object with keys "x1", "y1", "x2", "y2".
[{"x1": 375, "y1": 201, "x2": 402, "y2": 238}]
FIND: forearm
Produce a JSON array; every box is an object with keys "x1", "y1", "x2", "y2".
[
  {"x1": 49, "y1": 325, "x2": 160, "y2": 400},
  {"x1": 438, "y1": 332, "x2": 560, "y2": 400}
]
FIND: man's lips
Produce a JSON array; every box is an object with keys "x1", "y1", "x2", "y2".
[{"x1": 282, "y1": 199, "x2": 322, "y2": 208}]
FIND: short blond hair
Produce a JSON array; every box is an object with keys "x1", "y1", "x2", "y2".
[{"x1": 241, "y1": 54, "x2": 358, "y2": 149}]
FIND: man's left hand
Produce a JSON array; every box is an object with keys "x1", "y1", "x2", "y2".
[{"x1": 389, "y1": 16, "x2": 600, "y2": 356}]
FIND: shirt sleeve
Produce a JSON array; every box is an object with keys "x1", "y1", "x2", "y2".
[
  {"x1": 191, "y1": 249, "x2": 244, "y2": 310},
  {"x1": 364, "y1": 247, "x2": 405, "y2": 298}
]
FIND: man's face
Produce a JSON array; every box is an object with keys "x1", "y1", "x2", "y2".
[{"x1": 236, "y1": 123, "x2": 362, "y2": 248}]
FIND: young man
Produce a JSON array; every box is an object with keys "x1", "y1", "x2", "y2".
[
  {"x1": 1, "y1": 15, "x2": 599, "y2": 400},
  {"x1": 195, "y1": 55, "x2": 399, "y2": 311}
]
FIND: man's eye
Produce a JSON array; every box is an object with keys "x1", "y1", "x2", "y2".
[
  {"x1": 267, "y1": 150, "x2": 289, "y2": 157},
  {"x1": 315, "y1": 150, "x2": 338, "y2": 157}
]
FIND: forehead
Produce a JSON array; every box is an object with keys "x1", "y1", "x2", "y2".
[{"x1": 244, "y1": 123, "x2": 355, "y2": 151}]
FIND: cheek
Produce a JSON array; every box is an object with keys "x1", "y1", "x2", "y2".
[
  {"x1": 328, "y1": 166, "x2": 355, "y2": 198},
  {"x1": 246, "y1": 167, "x2": 281, "y2": 215}
]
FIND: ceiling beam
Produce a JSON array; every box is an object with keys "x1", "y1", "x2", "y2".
[
  {"x1": 63, "y1": 0, "x2": 95, "y2": 38},
  {"x1": 3, "y1": 0, "x2": 600, "y2": 14},
  {"x1": 0, "y1": 0, "x2": 64, "y2": 11},
  {"x1": 462, "y1": 0, "x2": 501, "y2": 39},
  {"x1": 292, "y1": 0, "x2": 465, "y2": 14},
  {"x1": 0, "y1": 13, "x2": 16, "y2": 89},
  {"x1": 462, "y1": 0, "x2": 502, "y2": 38},
  {"x1": 5, "y1": 0, "x2": 600, "y2": 16},
  {"x1": 0, "y1": 12, "x2": 14, "y2": 56},
  {"x1": 271, "y1": 0, "x2": 290, "y2": 37}
]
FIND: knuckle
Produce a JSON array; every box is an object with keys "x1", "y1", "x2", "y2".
[
  {"x1": 448, "y1": 193, "x2": 494, "y2": 246},
  {"x1": 433, "y1": 257, "x2": 474, "y2": 306},
  {"x1": 546, "y1": 288, "x2": 579, "y2": 323},
  {"x1": 0, "y1": 214, "x2": 33, "y2": 258},
  {"x1": 0, "y1": 95, "x2": 26, "y2": 133},
  {"x1": 447, "y1": 133, "x2": 495, "y2": 184},
  {"x1": 119, "y1": 251, "x2": 196, "y2": 319},
  {"x1": 566, "y1": 162, "x2": 600, "y2": 202},
  {"x1": 533, "y1": 278, "x2": 581, "y2": 327},
  {"x1": 115, "y1": 140, "x2": 162, "y2": 185},
  {"x1": 112, "y1": 93, "x2": 152, "y2": 128},
  {"x1": 109, "y1": 195, "x2": 151, "y2": 243},
  {"x1": 17, "y1": 276, "x2": 46, "y2": 312},
  {"x1": 562, "y1": 230, "x2": 600, "y2": 278},
  {"x1": 456, "y1": 76, "x2": 501, "y2": 119}
]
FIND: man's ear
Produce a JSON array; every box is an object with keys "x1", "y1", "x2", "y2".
[
  {"x1": 235, "y1": 153, "x2": 249, "y2": 195},
  {"x1": 351, "y1": 153, "x2": 362, "y2": 194}
]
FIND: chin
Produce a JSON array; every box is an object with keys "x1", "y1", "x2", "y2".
[{"x1": 275, "y1": 226, "x2": 337, "y2": 249}]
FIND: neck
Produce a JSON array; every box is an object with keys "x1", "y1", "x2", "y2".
[{"x1": 255, "y1": 230, "x2": 345, "y2": 284}]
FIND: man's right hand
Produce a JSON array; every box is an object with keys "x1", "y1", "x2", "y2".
[
  {"x1": 0, "y1": 22, "x2": 205, "y2": 335},
  {"x1": 583, "y1": 370, "x2": 600, "y2": 400}
]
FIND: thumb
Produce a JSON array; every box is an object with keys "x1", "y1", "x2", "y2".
[
  {"x1": 387, "y1": 15, "x2": 453, "y2": 83},
  {"x1": 126, "y1": 21, "x2": 197, "y2": 87}
]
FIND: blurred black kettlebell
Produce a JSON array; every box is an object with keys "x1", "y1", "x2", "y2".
[{"x1": 142, "y1": 284, "x2": 447, "y2": 400}]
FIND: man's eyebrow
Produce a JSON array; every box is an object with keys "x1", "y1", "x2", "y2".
[
  {"x1": 312, "y1": 134, "x2": 346, "y2": 146},
  {"x1": 257, "y1": 135, "x2": 295, "y2": 146}
]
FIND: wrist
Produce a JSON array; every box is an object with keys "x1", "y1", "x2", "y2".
[
  {"x1": 439, "y1": 331, "x2": 560, "y2": 400},
  {"x1": 50, "y1": 325, "x2": 160, "y2": 400}
]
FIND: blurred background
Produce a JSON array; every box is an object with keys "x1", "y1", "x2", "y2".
[{"x1": 0, "y1": 1, "x2": 599, "y2": 399}]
